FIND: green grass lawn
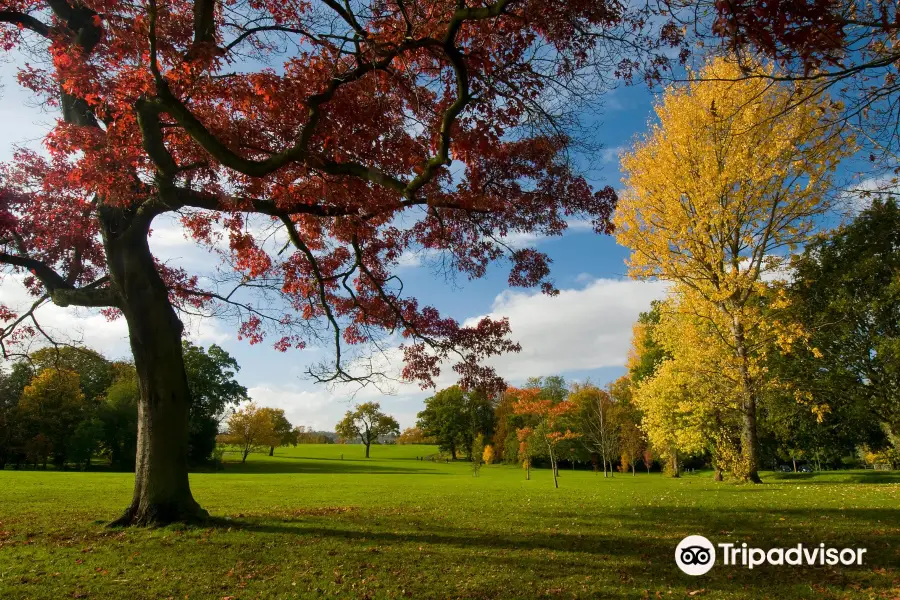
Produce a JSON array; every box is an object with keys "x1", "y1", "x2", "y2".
[{"x1": 0, "y1": 444, "x2": 898, "y2": 599}]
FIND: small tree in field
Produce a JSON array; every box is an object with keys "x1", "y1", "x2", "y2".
[
  {"x1": 518, "y1": 432, "x2": 534, "y2": 481},
  {"x1": 570, "y1": 384, "x2": 621, "y2": 478},
  {"x1": 642, "y1": 448, "x2": 654, "y2": 474},
  {"x1": 619, "y1": 423, "x2": 645, "y2": 476},
  {"x1": 335, "y1": 403, "x2": 399, "y2": 459},
  {"x1": 471, "y1": 434, "x2": 485, "y2": 477},
  {"x1": 511, "y1": 387, "x2": 580, "y2": 488},
  {"x1": 260, "y1": 408, "x2": 294, "y2": 456},
  {"x1": 483, "y1": 445, "x2": 495, "y2": 465},
  {"x1": 221, "y1": 403, "x2": 279, "y2": 463}
]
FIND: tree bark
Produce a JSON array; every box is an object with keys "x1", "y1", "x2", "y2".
[
  {"x1": 106, "y1": 213, "x2": 208, "y2": 527},
  {"x1": 269, "y1": 446, "x2": 274, "y2": 456},
  {"x1": 731, "y1": 316, "x2": 762, "y2": 483},
  {"x1": 365, "y1": 442, "x2": 370, "y2": 458}
]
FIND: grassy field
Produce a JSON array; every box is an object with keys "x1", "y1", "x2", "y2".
[{"x1": 0, "y1": 444, "x2": 898, "y2": 599}]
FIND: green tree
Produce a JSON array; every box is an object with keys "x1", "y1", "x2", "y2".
[
  {"x1": 526, "y1": 376, "x2": 569, "y2": 403},
  {"x1": 183, "y1": 342, "x2": 250, "y2": 464},
  {"x1": 780, "y1": 198, "x2": 900, "y2": 436},
  {"x1": 0, "y1": 363, "x2": 31, "y2": 469},
  {"x1": 336, "y1": 402, "x2": 400, "y2": 458},
  {"x1": 70, "y1": 417, "x2": 104, "y2": 471},
  {"x1": 417, "y1": 386, "x2": 493, "y2": 459},
  {"x1": 628, "y1": 302, "x2": 670, "y2": 384},
  {"x1": 260, "y1": 408, "x2": 294, "y2": 456},
  {"x1": 97, "y1": 366, "x2": 140, "y2": 470}
]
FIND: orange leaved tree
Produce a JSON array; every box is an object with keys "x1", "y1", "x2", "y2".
[{"x1": 510, "y1": 387, "x2": 580, "y2": 488}]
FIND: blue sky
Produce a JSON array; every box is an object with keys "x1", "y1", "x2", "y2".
[{"x1": 0, "y1": 57, "x2": 671, "y2": 430}]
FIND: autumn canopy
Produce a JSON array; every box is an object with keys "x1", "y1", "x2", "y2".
[{"x1": 0, "y1": 0, "x2": 686, "y2": 524}]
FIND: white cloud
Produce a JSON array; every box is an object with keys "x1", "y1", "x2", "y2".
[
  {"x1": 600, "y1": 145, "x2": 625, "y2": 164},
  {"x1": 465, "y1": 278, "x2": 668, "y2": 381},
  {"x1": 246, "y1": 378, "x2": 431, "y2": 430},
  {"x1": 0, "y1": 59, "x2": 53, "y2": 162},
  {"x1": 0, "y1": 275, "x2": 132, "y2": 359},
  {"x1": 840, "y1": 174, "x2": 898, "y2": 214}
]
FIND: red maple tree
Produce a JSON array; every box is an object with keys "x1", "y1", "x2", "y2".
[
  {"x1": 509, "y1": 386, "x2": 579, "y2": 488},
  {"x1": 0, "y1": 0, "x2": 673, "y2": 525}
]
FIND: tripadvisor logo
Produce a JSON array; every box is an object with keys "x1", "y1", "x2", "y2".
[
  {"x1": 675, "y1": 535, "x2": 716, "y2": 575},
  {"x1": 675, "y1": 535, "x2": 867, "y2": 575}
]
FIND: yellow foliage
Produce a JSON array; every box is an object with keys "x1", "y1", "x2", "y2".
[
  {"x1": 220, "y1": 402, "x2": 280, "y2": 460},
  {"x1": 483, "y1": 444, "x2": 495, "y2": 464},
  {"x1": 616, "y1": 56, "x2": 854, "y2": 480},
  {"x1": 20, "y1": 368, "x2": 85, "y2": 411},
  {"x1": 630, "y1": 297, "x2": 749, "y2": 476},
  {"x1": 616, "y1": 57, "x2": 852, "y2": 300},
  {"x1": 616, "y1": 55, "x2": 852, "y2": 362}
]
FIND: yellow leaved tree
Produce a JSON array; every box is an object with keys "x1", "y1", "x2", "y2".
[
  {"x1": 616, "y1": 56, "x2": 853, "y2": 482},
  {"x1": 632, "y1": 297, "x2": 750, "y2": 479},
  {"x1": 482, "y1": 444, "x2": 495, "y2": 465},
  {"x1": 219, "y1": 403, "x2": 280, "y2": 463}
]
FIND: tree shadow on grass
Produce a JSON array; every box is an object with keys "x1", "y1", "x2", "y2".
[
  {"x1": 211, "y1": 505, "x2": 899, "y2": 598},
  {"x1": 217, "y1": 459, "x2": 449, "y2": 475},
  {"x1": 766, "y1": 471, "x2": 900, "y2": 484}
]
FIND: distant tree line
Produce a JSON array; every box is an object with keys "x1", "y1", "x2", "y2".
[
  {"x1": 0, "y1": 342, "x2": 248, "y2": 470},
  {"x1": 414, "y1": 376, "x2": 649, "y2": 483}
]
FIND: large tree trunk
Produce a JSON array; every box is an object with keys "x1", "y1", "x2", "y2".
[
  {"x1": 365, "y1": 442, "x2": 370, "y2": 458},
  {"x1": 106, "y1": 212, "x2": 208, "y2": 527},
  {"x1": 731, "y1": 316, "x2": 762, "y2": 483}
]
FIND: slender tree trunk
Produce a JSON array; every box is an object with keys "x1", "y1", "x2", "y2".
[
  {"x1": 107, "y1": 216, "x2": 207, "y2": 527},
  {"x1": 365, "y1": 442, "x2": 370, "y2": 458},
  {"x1": 792, "y1": 459, "x2": 797, "y2": 473},
  {"x1": 550, "y1": 453, "x2": 558, "y2": 488},
  {"x1": 731, "y1": 316, "x2": 762, "y2": 483},
  {"x1": 269, "y1": 446, "x2": 274, "y2": 457},
  {"x1": 668, "y1": 454, "x2": 680, "y2": 477}
]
